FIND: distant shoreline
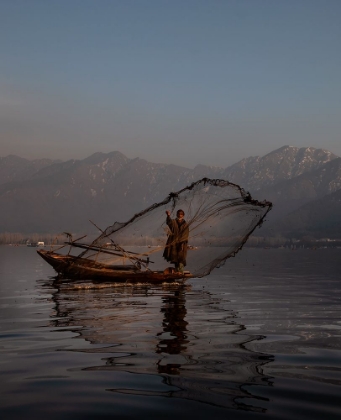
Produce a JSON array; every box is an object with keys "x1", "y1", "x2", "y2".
[
  {"x1": 1, "y1": 234, "x2": 340, "y2": 250},
  {"x1": 0, "y1": 232, "x2": 65, "y2": 246}
]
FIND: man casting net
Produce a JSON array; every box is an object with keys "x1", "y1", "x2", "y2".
[
  {"x1": 84, "y1": 178, "x2": 272, "y2": 278},
  {"x1": 163, "y1": 209, "x2": 189, "y2": 273}
]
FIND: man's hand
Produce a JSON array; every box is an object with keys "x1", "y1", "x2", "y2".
[{"x1": 166, "y1": 210, "x2": 171, "y2": 217}]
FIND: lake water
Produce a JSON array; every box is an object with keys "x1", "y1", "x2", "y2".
[{"x1": 0, "y1": 246, "x2": 340, "y2": 419}]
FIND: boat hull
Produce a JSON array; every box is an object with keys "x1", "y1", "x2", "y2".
[{"x1": 37, "y1": 249, "x2": 193, "y2": 283}]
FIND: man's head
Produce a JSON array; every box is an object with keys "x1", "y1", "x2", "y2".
[{"x1": 177, "y1": 209, "x2": 185, "y2": 220}]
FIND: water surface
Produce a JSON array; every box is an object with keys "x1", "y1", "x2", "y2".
[{"x1": 0, "y1": 246, "x2": 340, "y2": 419}]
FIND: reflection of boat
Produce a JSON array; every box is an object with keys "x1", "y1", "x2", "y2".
[
  {"x1": 37, "y1": 248, "x2": 192, "y2": 283},
  {"x1": 47, "y1": 282, "x2": 274, "y2": 412},
  {"x1": 37, "y1": 178, "x2": 271, "y2": 283}
]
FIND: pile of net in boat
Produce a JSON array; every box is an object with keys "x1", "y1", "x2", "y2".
[{"x1": 83, "y1": 178, "x2": 272, "y2": 278}]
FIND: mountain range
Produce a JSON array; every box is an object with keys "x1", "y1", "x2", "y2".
[{"x1": 0, "y1": 146, "x2": 340, "y2": 239}]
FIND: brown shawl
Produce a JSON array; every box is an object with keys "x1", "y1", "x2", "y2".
[{"x1": 163, "y1": 216, "x2": 189, "y2": 266}]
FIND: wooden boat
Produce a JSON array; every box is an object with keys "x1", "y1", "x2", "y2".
[{"x1": 37, "y1": 249, "x2": 193, "y2": 283}]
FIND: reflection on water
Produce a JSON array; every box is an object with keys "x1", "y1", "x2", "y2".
[
  {"x1": 50, "y1": 282, "x2": 274, "y2": 413},
  {"x1": 156, "y1": 288, "x2": 189, "y2": 372},
  {"x1": 1, "y1": 247, "x2": 341, "y2": 419}
]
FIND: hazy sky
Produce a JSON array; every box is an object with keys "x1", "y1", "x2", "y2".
[{"x1": 1, "y1": 0, "x2": 340, "y2": 167}]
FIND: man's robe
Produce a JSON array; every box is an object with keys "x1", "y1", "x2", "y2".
[{"x1": 163, "y1": 216, "x2": 189, "y2": 266}]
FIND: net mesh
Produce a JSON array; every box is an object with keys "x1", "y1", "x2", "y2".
[{"x1": 81, "y1": 178, "x2": 272, "y2": 277}]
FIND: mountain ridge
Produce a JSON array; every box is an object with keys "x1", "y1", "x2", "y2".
[{"x1": 0, "y1": 146, "x2": 340, "y2": 238}]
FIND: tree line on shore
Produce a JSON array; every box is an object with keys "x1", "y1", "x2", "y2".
[
  {"x1": 245, "y1": 236, "x2": 341, "y2": 248},
  {"x1": 0, "y1": 232, "x2": 65, "y2": 245},
  {"x1": 1, "y1": 232, "x2": 340, "y2": 249}
]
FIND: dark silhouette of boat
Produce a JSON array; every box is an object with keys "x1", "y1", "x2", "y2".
[{"x1": 37, "y1": 247, "x2": 192, "y2": 283}]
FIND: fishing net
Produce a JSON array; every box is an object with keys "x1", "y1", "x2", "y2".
[{"x1": 82, "y1": 178, "x2": 272, "y2": 278}]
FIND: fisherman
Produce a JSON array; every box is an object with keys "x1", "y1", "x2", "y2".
[{"x1": 163, "y1": 209, "x2": 189, "y2": 273}]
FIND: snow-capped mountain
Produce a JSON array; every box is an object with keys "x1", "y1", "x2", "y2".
[{"x1": 0, "y1": 146, "x2": 339, "y2": 237}]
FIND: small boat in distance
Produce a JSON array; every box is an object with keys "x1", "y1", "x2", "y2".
[{"x1": 37, "y1": 178, "x2": 272, "y2": 284}]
